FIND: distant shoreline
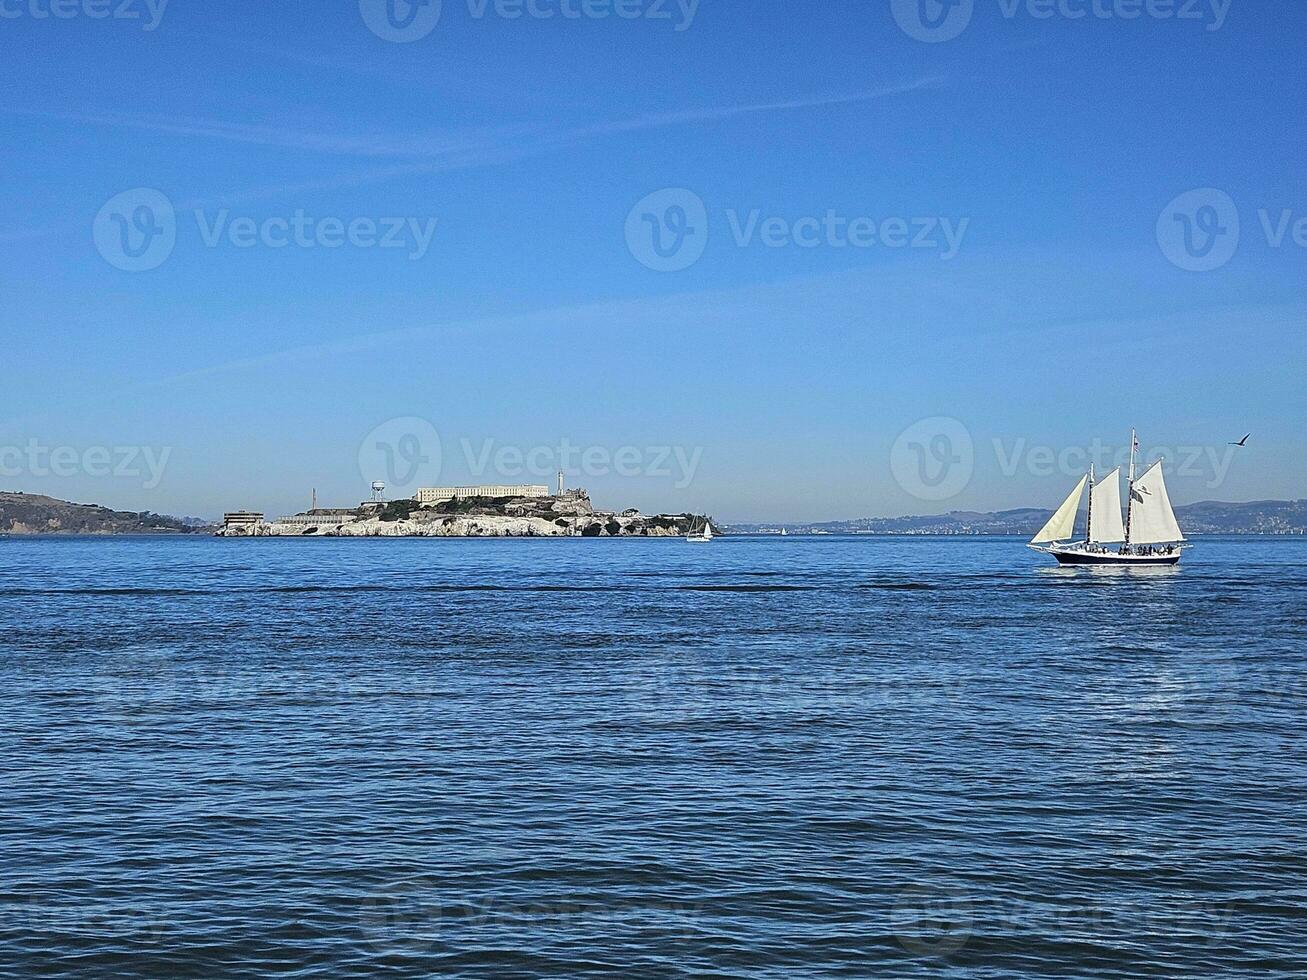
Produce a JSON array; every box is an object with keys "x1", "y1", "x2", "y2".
[{"x1": 5, "y1": 490, "x2": 1304, "y2": 537}]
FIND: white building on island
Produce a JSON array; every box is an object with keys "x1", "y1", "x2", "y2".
[{"x1": 414, "y1": 485, "x2": 551, "y2": 504}]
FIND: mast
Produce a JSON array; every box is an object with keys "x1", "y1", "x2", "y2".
[
  {"x1": 1124, "y1": 428, "x2": 1137, "y2": 546},
  {"x1": 1086, "y1": 462, "x2": 1094, "y2": 544}
]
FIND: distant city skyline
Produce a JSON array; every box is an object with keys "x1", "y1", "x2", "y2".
[{"x1": 1, "y1": 0, "x2": 1303, "y2": 521}]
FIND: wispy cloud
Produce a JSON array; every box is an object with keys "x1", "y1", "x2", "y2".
[
  {"x1": 1, "y1": 105, "x2": 527, "y2": 159},
  {"x1": 1, "y1": 74, "x2": 943, "y2": 163},
  {"x1": 0, "y1": 76, "x2": 944, "y2": 242},
  {"x1": 170, "y1": 29, "x2": 564, "y2": 111},
  {"x1": 575, "y1": 76, "x2": 946, "y2": 137}
]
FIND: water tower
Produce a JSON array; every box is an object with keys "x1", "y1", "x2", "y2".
[{"x1": 371, "y1": 481, "x2": 386, "y2": 503}]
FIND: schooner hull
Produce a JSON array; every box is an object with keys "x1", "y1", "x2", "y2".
[{"x1": 1048, "y1": 548, "x2": 1180, "y2": 566}]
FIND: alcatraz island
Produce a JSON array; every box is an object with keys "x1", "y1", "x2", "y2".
[{"x1": 218, "y1": 478, "x2": 709, "y2": 538}]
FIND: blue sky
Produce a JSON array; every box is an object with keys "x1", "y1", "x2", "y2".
[{"x1": 1, "y1": 0, "x2": 1303, "y2": 521}]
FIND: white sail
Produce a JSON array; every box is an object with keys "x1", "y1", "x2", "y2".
[
  {"x1": 1031, "y1": 475, "x2": 1087, "y2": 544},
  {"x1": 1088, "y1": 468, "x2": 1125, "y2": 543},
  {"x1": 1128, "y1": 460, "x2": 1184, "y2": 544}
]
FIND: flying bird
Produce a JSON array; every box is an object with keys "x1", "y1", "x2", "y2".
[{"x1": 1229, "y1": 433, "x2": 1250, "y2": 447}]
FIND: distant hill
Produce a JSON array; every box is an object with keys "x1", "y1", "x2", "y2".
[
  {"x1": 725, "y1": 500, "x2": 1307, "y2": 536},
  {"x1": 0, "y1": 492, "x2": 208, "y2": 535}
]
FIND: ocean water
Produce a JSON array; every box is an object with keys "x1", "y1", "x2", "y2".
[{"x1": 1, "y1": 534, "x2": 1304, "y2": 978}]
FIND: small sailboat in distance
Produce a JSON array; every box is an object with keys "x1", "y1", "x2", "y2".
[
  {"x1": 1028, "y1": 430, "x2": 1188, "y2": 565},
  {"x1": 687, "y1": 516, "x2": 714, "y2": 543}
]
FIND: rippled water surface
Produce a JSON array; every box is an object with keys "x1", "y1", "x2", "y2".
[{"x1": 1, "y1": 535, "x2": 1305, "y2": 977}]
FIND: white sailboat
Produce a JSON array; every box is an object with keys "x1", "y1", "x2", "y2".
[
  {"x1": 1028, "y1": 430, "x2": 1188, "y2": 565},
  {"x1": 686, "y1": 516, "x2": 714, "y2": 543}
]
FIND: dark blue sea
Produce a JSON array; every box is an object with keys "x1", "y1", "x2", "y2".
[{"x1": 1, "y1": 535, "x2": 1304, "y2": 977}]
